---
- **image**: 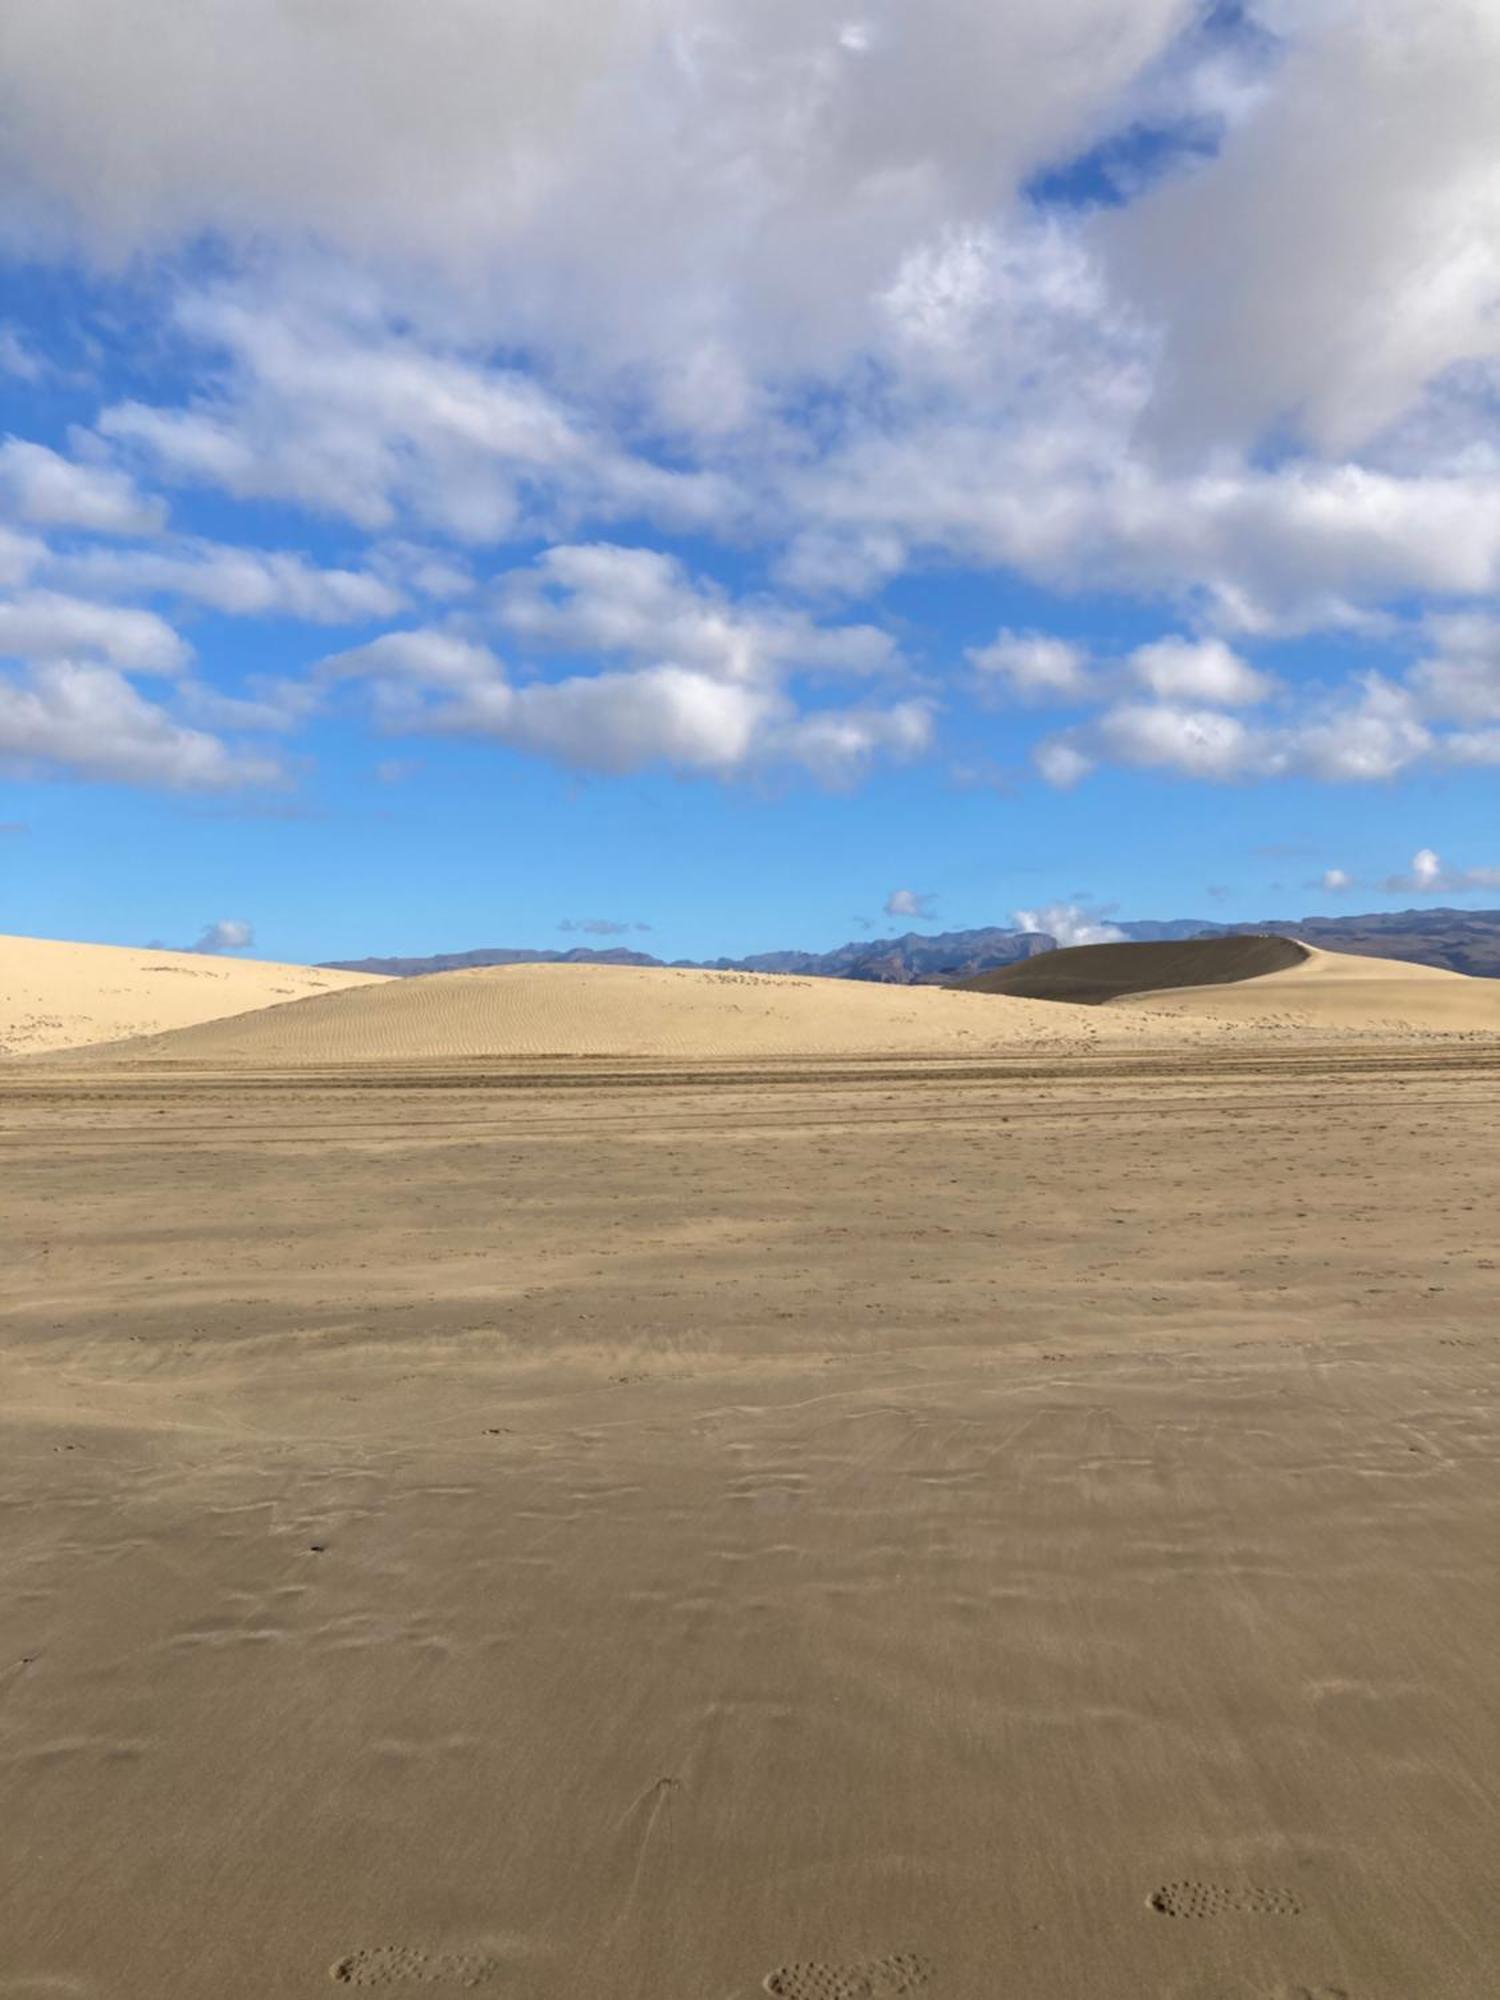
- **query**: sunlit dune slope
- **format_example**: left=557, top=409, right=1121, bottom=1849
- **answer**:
left=64, top=959, right=1180, bottom=1064
left=1116, top=942, right=1500, bottom=1032
left=0, top=933, right=388, bottom=1056
left=957, top=934, right=1309, bottom=1004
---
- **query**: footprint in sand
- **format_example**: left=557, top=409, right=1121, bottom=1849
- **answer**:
left=1148, top=1882, right=1304, bottom=1919
left=329, top=1946, right=500, bottom=1987
left=763, top=1952, right=931, bottom=2000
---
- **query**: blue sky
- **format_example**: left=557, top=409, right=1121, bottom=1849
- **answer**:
left=2, top=1, right=1499, bottom=964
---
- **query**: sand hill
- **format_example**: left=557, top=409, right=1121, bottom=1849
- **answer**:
left=962, top=934, right=1500, bottom=1034
left=68, top=959, right=1174, bottom=1064
left=0, top=932, right=387, bottom=1056
left=1120, top=941, right=1500, bottom=1032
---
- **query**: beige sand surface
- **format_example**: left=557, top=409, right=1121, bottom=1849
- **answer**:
left=65, top=958, right=1171, bottom=1064
left=57, top=947, right=1500, bottom=1072
left=4, top=1038, right=1499, bottom=1998
left=1119, top=943, right=1500, bottom=1033
left=0, top=931, right=387, bottom=1055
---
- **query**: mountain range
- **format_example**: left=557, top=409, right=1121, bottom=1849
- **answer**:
left=325, top=906, right=1500, bottom=983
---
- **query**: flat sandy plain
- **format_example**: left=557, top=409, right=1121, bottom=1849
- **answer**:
left=3, top=946, right=1499, bottom=1999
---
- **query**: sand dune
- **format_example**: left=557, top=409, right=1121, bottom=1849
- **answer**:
left=959, top=934, right=1310, bottom=1004
left=961, top=934, right=1500, bottom=1034
left=1120, top=942, right=1500, bottom=1032
left=0, top=931, right=387, bottom=1056
left=72, top=958, right=1144, bottom=1063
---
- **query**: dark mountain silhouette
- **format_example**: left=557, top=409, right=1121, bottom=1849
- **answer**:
left=325, top=906, right=1500, bottom=983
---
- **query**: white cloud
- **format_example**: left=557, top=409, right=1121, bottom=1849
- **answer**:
left=1050, top=701, right=1263, bottom=783
left=0, top=660, right=274, bottom=789
left=1014, top=902, right=1126, bottom=948
left=1290, top=674, right=1432, bottom=781
left=1033, top=737, right=1096, bottom=789
left=968, top=630, right=1094, bottom=704
left=1107, top=0, right=1500, bottom=457
left=0, top=525, right=45, bottom=588
left=1127, top=635, right=1273, bottom=706
left=1034, top=668, right=1443, bottom=787
left=1321, top=867, right=1353, bottom=893
left=0, top=590, right=189, bottom=672
left=0, top=438, right=163, bottom=534
left=1408, top=614, right=1500, bottom=724
left=884, top=888, right=937, bottom=920
left=0, top=2, right=1197, bottom=349
left=498, top=543, right=897, bottom=684
left=1, top=3, right=1499, bottom=799
left=98, top=289, right=734, bottom=542
left=1382, top=847, right=1500, bottom=896
left=175, top=676, right=318, bottom=736
left=187, top=918, right=254, bottom=954
left=49, top=541, right=405, bottom=622
left=320, top=547, right=930, bottom=783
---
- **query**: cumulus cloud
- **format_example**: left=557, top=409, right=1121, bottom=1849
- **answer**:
left=498, top=543, right=896, bottom=683
left=1107, top=0, right=1500, bottom=457
left=0, top=661, right=275, bottom=789
left=319, top=544, right=927, bottom=782
left=48, top=540, right=405, bottom=623
left=0, top=590, right=189, bottom=672
left=1014, top=902, right=1126, bottom=948
left=968, top=630, right=1094, bottom=704
left=187, top=918, right=254, bottom=954
left=1126, top=636, right=1273, bottom=706
left=883, top=889, right=938, bottom=920
left=1033, top=667, right=1448, bottom=787
left=98, top=289, right=732, bottom=543
left=0, top=1, right=1198, bottom=345
left=0, top=525, right=45, bottom=588
left=1, top=3, right=1499, bottom=798
left=1321, top=867, right=1353, bottom=893
left=1382, top=848, right=1500, bottom=896
left=1408, top=614, right=1500, bottom=724
left=0, top=439, right=163, bottom=534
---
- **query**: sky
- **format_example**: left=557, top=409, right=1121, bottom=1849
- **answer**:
left=2, top=0, right=1500, bottom=965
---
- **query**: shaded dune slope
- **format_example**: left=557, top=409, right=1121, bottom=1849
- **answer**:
left=1131, top=943, right=1500, bottom=1031
left=0, top=932, right=386, bottom=1056
left=963, top=935, right=1500, bottom=1033
left=68, top=960, right=1155, bottom=1065
left=957, top=934, right=1310, bottom=1005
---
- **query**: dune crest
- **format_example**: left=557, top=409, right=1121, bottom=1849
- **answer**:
left=0, top=932, right=387, bottom=1056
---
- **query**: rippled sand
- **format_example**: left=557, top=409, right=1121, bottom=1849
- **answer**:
left=4, top=1038, right=1498, bottom=1997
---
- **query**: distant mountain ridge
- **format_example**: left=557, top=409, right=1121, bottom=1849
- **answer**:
left=325, top=906, right=1500, bottom=983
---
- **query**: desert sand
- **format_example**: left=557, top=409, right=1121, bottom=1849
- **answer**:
left=3, top=942, right=1499, bottom=1999
left=63, top=943, right=1500, bottom=1072
left=1124, top=941, right=1500, bottom=1033
left=63, top=957, right=1158, bottom=1064
left=969, top=934, right=1500, bottom=1035
left=0, top=931, right=387, bottom=1055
